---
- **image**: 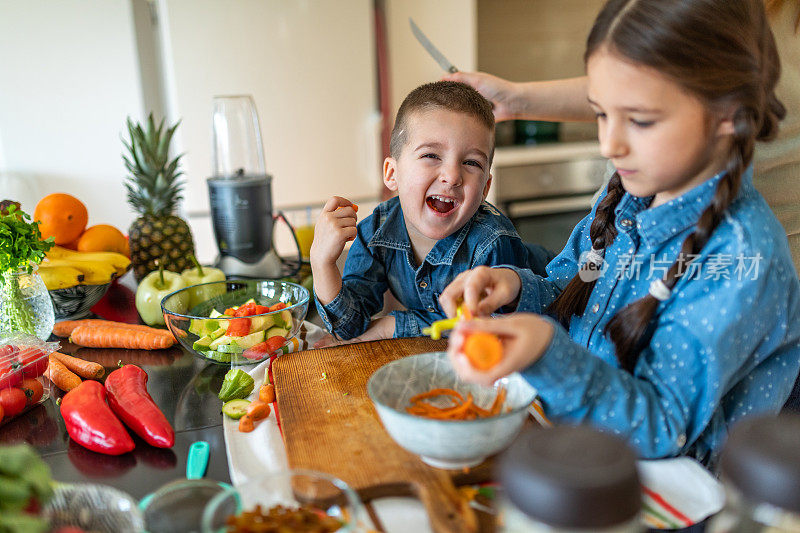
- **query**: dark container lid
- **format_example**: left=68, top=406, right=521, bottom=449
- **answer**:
left=720, top=413, right=800, bottom=513
left=498, top=425, right=641, bottom=529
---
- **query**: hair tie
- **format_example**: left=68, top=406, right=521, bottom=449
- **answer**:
left=649, top=279, right=671, bottom=301
left=584, top=247, right=605, bottom=266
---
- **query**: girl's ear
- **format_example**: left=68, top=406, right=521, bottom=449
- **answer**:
left=383, top=157, right=399, bottom=191
left=715, top=104, right=737, bottom=136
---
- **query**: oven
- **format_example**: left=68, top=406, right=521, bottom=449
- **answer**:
left=491, top=146, right=608, bottom=254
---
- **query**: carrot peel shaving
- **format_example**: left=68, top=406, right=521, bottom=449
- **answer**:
left=405, top=387, right=506, bottom=420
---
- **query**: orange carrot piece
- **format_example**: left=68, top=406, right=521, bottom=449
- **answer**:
left=238, top=415, right=255, bottom=433
left=54, top=319, right=175, bottom=341
left=246, top=400, right=271, bottom=421
left=45, top=357, right=82, bottom=391
left=70, top=325, right=174, bottom=350
left=258, top=383, right=275, bottom=403
left=51, top=351, right=104, bottom=380
left=489, top=387, right=507, bottom=416
left=462, top=332, right=503, bottom=371
left=409, top=388, right=464, bottom=404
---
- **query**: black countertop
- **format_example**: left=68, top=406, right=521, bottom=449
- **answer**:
left=0, top=338, right=232, bottom=500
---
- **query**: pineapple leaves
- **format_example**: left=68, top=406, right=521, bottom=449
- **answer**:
left=122, top=113, right=186, bottom=217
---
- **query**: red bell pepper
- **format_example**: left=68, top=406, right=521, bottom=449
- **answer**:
left=105, top=364, right=175, bottom=448
left=60, top=380, right=134, bottom=455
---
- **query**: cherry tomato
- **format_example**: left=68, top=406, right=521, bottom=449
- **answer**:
left=0, top=388, right=27, bottom=418
left=0, top=344, right=16, bottom=359
left=18, top=348, right=48, bottom=378
left=0, top=359, right=22, bottom=390
left=21, top=378, right=44, bottom=405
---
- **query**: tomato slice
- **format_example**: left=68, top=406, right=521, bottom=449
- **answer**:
left=242, top=336, right=287, bottom=360
left=226, top=317, right=251, bottom=337
left=234, top=303, right=257, bottom=317
left=253, top=305, right=271, bottom=315
left=268, top=303, right=287, bottom=312
left=223, top=308, right=236, bottom=316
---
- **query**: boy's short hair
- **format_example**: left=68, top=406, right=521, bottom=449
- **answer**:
left=389, top=81, right=495, bottom=161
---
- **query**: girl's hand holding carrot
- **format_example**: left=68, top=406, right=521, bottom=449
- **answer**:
left=447, top=314, right=554, bottom=386
left=439, top=266, right=522, bottom=319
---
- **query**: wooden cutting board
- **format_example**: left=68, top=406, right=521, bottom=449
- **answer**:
left=273, top=337, right=492, bottom=533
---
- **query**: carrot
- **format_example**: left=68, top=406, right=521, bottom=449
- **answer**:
left=246, top=400, right=271, bottom=421
left=405, top=386, right=507, bottom=420
left=45, top=357, right=82, bottom=391
left=54, top=319, right=175, bottom=342
left=258, top=383, right=275, bottom=403
left=70, top=325, right=174, bottom=350
left=462, top=332, right=503, bottom=371
left=238, top=415, right=255, bottom=433
left=50, top=351, right=104, bottom=380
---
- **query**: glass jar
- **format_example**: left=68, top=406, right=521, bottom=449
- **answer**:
left=708, top=413, right=800, bottom=533
left=0, top=266, right=55, bottom=339
left=498, top=425, right=644, bottom=533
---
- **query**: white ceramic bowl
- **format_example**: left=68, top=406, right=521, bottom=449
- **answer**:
left=367, top=351, right=537, bottom=469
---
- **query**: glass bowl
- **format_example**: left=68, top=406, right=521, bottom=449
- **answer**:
left=367, top=351, right=537, bottom=469
left=42, top=482, right=144, bottom=532
left=161, top=279, right=309, bottom=365
left=201, top=469, right=365, bottom=533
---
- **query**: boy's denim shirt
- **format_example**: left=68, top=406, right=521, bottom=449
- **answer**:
left=316, top=196, right=531, bottom=339
left=504, top=167, right=800, bottom=467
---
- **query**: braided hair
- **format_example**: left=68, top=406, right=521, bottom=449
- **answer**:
left=548, top=0, right=786, bottom=372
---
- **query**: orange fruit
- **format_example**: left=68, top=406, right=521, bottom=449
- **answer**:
left=76, top=224, right=130, bottom=256
left=34, top=193, right=88, bottom=245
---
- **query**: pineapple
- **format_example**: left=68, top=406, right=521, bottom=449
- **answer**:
left=123, top=114, right=196, bottom=281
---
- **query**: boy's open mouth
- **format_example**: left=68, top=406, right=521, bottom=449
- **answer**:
left=426, top=195, right=457, bottom=214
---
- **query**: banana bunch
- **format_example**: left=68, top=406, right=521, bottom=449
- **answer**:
left=39, top=246, right=131, bottom=290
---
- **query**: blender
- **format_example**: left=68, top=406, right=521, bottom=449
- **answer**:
left=207, top=95, right=300, bottom=278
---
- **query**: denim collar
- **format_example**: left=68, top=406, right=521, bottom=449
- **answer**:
left=367, top=198, right=478, bottom=267
left=615, top=166, right=755, bottom=247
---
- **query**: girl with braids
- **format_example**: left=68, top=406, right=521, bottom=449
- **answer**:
left=440, top=0, right=800, bottom=467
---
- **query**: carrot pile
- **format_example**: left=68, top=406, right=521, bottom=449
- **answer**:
left=45, top=351, right=104, bottom=392
left=405, top=387, right=508, bottom=420
left=53, top=319, right=175, bottom=350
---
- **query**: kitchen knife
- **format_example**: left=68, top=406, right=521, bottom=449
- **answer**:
left=409, top=18, right=458, bottom=74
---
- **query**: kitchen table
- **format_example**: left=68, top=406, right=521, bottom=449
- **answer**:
left=0, top=340, right=233, bottom=499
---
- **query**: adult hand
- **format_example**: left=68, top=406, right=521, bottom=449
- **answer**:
left=309, top=196, right=358, bottom=267
left=442, top=71, right=521, bottom=122
left=446, top=314, right=554, bottom=386
left=439, top=266, right=522, bottom=318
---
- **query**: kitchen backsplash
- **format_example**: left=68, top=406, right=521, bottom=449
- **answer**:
left=477, top=0, right=604, bottom=142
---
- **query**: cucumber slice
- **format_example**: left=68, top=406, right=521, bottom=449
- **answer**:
left=266, top=326, right=290, bottom=339
left=216, top=342, right=244, bottom=354
left=209, top=309, right=223, bottom=319
left=208, top=326, right=227, bottom=340
left=222, top=399, right=251, bottom=420
left=249, top=315, right=275, bottom=332
left=204, top=350, right=232, bottom=363
left=193, top=335, right=213, bottom=351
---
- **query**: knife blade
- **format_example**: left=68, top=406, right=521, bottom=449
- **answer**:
left=409, top=18, right=458, bottom=74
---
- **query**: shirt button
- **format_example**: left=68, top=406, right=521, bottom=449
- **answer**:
left=419, top=281, right=428, bottom=289
left=591, top=303, right=600, bottom=313
left=427, top=306, right=435, bottom=312
left=677, top=434, right=687, bottom=447
left=620, top=218, right=634, bottom=227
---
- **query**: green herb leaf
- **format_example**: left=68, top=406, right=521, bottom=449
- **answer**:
left=0, top=204, right=54, bottom=273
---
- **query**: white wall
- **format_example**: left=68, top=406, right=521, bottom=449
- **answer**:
left=0, top=0, right=145, bottom=229
left=386, top=0, right=477, bottom=119
left=156, top=0, right=381, bottom=262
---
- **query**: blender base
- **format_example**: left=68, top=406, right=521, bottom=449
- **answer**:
left=216, top=249, right=285, bottom=279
